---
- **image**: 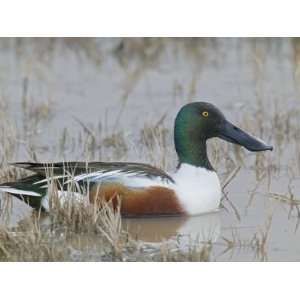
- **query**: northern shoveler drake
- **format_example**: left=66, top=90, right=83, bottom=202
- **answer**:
left=0, top=102, right=273, bottom=216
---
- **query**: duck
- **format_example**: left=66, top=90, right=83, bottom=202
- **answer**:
left=0, top=102, right=273, bottom=216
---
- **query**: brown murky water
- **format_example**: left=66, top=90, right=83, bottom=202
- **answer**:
left=0, top=38, right=300, bottom=261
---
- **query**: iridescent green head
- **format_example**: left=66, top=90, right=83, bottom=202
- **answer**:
left=174, top=102, right=273, bottom=170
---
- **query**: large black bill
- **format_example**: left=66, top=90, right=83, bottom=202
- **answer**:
left=218, top=120, right=273, bottom=152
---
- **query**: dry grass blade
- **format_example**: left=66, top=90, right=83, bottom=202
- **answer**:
left=222, top=166, right=241, bottom=190
left=96, top=198, right=124, bottom=258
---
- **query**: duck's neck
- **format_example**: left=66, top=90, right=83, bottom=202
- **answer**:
left=174, top=135, right=213, bottom=170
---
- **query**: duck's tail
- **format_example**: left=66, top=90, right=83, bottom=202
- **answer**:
left=0, top=174, right=47, bottom=209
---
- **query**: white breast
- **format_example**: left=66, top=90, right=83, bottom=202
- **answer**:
left=172, top=163, right=221, bottom=215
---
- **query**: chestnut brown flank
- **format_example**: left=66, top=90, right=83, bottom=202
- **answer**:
left=89, top=183, right=185, bottom=216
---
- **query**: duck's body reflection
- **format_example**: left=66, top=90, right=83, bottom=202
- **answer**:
left=10, top=207, right=220, bottom=248
left=123, top=212, right=220, bottom=243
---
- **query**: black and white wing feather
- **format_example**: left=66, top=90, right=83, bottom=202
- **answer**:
left=11, top=161, right=175, bottom=187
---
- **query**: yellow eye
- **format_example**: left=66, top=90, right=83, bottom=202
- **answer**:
left=202, top=111, right=209, bottom=117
